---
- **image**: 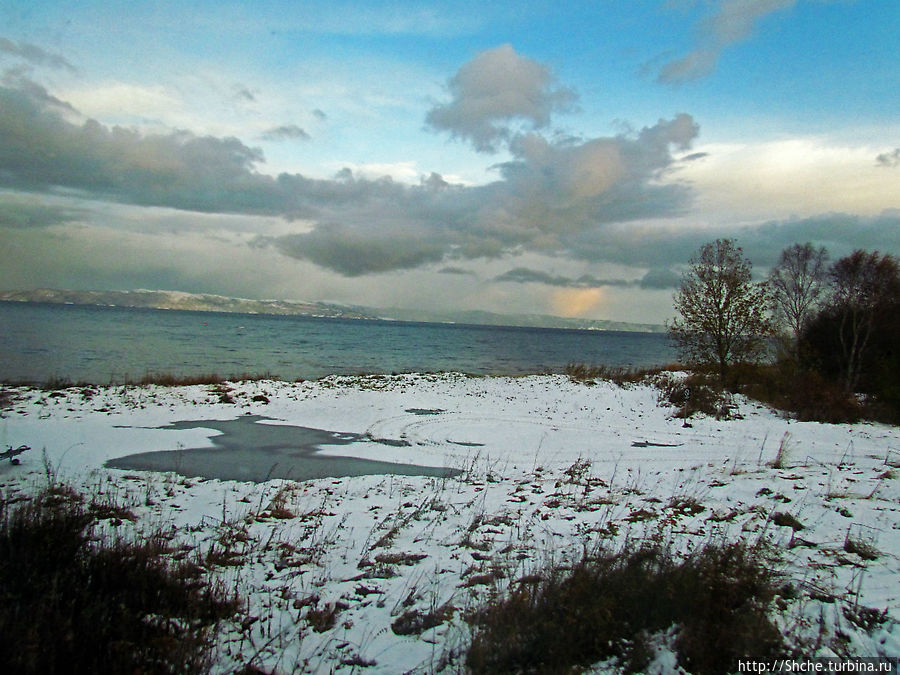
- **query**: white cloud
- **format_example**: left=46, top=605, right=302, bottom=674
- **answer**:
left=426, top=44, right=577, bottom=153
left=327, top=161, right=422, bottom=184
left=58, top=82, right=183, bottom=124
left=677, top=138, right=900, bottom=221
left=658, top=0, right=797, bottom=83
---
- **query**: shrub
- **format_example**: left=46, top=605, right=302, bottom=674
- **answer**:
left=466, top=541, right=788, bottom=674
left=566, top=363, right=647, bottom=385
left=655, top=371, right=735, bottom=419
left=736, top=362, right=861, bottom=424
left=0, top=486, right=238, bottom=674
left=565, top=363, right=678, bottom=387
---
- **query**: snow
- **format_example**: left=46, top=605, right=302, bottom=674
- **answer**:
left=1, top=373, right=898, bottom=673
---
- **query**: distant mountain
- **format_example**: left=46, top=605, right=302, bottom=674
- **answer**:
left=0, top=289, right=665, bottom=333
left=0, top=289, right=376, bottom=320
left=368, top=306, right=666, bottom=333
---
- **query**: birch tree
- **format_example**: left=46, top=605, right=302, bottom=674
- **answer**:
left=669, top=239, right=772, bottom=383
left=768, top=242, right=828, bottom=357
left=827, top=250, right=900, bottom=393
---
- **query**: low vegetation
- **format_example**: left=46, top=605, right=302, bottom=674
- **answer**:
left=36, top=371, right=276, bottom=389
left=664, top=241, right=900, bottom=425
left=0, top=486, right=238, bottom=674
left=565, top=362, right=672, bottom=386
left=466, top=540, right=789, bottom=674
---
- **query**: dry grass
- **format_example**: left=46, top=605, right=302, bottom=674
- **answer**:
left=565, top=362, right=673, bottom=386
left=466, top=540, right=789, bottom=674
left=33, top=371, right=275, bottom=389
left=0, top=485, right=238, bottom=674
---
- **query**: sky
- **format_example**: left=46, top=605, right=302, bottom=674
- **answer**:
left=1, top=0, right=898, bottom=324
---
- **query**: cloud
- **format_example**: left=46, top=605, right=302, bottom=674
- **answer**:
left=0, top=37, right=77, bottom=72
left=741, top=211, right=900, bottom=267
left=425, top=44, right=577, bottom=153
left=274, top=222, right=448, bottom=276
left=58, top=81, right=183, bottom=123
left=1, top=70, right=78, bottom=114
left=657, top=0, right=796, bottom=83
left=0, top=198, right=85, bottom=229
left=495, top=264, right=684, bottom=291
left=234, top=86, right=257, bottom=102
left=277, top=113, right=696, bottom=274
left=678, top=138, right=900, bottom=220
left=486, top=114, right=698, bottom=242
left=0, top=63, right=697, bottom=278
left=261, top=124, right=311, bottom=141
left=0, top=82, right=290, bottom=215
left=876, top=148, right=900, bottom=168
left=495, top=267, right=633, bottom=288
left=639, top=267, right=682, bottom=289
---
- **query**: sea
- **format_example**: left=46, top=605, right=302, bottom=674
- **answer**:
left=0, top=301, right=675, bottom=384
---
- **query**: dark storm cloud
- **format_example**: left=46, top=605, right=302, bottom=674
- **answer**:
left=740, top=211, right=900, bottom=268
left=638, top=267, right=681, bottom=289
left=0, top=37, right=77, bottom=72
left=425, top=44, right=577, bottom=153
left=274, top=222, right=448, bottom=275
left=264, top=171, right=477, bottom=274
left=261, top=124, right=311, bottom=141
left=876, top=148, right=900, bottom=168
left=569, top=211, right=900, bottom=278
left=495, top=268, right=633, bottom=288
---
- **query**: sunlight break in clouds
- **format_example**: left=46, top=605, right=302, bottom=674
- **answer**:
left=550, top=287, right=608, bottom=318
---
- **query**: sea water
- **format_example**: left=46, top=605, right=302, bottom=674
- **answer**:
left=0, top=301, right=674, bottom=384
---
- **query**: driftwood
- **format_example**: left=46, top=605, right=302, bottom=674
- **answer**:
left=1, top=444, right=29, bottom=465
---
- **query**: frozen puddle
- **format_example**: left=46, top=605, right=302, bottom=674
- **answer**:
left=106, top=415, right=460, bottom=482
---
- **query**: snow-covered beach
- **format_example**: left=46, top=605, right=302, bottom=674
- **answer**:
left=2, top=373, right=898, bottom=673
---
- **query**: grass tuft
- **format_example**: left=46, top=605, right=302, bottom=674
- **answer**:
left=466, top=540, right=788, bottom=674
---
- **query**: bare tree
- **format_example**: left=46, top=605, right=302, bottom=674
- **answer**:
left=768, top=243, right=829, bottom=357
left=827, top=250, right=900, bottom=392
left=669, top=239, right=772, bottom=383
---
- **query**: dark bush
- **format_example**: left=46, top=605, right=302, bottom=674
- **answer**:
left=737, top=362, right=861, bottom=424
left=798, top=307, right=900, bottom=424
left=655, top=371, right=735, bottom=419
left=466, top=541, right=788, bottom=674
left=0, top=487, right=238, bottom=674
left=793, top=250, right=900, bottom=424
